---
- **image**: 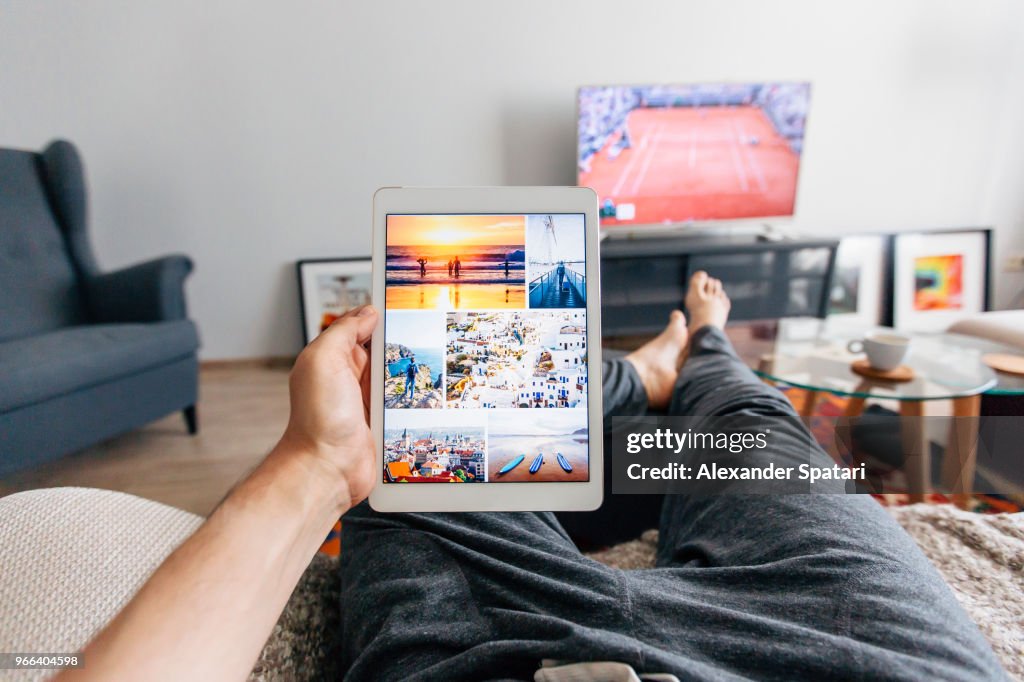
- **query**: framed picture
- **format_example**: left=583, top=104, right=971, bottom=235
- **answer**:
left=297, top=258, right=372, bottom=344
left=892, top=229, right=990, bottom=333
left=827, top=234, right=890, bottom=330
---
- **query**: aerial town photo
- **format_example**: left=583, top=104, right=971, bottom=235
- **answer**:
left=445, top=310, right=588, bottom=409
left=382, top=410, right=487, bottom=483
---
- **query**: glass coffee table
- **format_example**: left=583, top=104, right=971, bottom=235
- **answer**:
left=751, top=318, right=1022, bottom=507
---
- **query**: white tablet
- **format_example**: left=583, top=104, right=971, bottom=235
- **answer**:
left=369, top=187, right=603, bottom=512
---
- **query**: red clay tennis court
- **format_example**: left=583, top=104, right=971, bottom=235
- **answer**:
left=580, top=106, right=800, bottom=224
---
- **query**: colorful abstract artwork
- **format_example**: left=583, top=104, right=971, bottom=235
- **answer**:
left=913, top=254, right=963, bottom=311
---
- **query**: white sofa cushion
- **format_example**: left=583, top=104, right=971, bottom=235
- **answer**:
left=949, top=310, right=1024, bottom=350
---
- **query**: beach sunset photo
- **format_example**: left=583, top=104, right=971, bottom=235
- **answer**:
left=386, top=214, right=526, bottom=309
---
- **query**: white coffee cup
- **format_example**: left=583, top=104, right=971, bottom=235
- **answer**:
left=847, top=332, right=911, bottom=371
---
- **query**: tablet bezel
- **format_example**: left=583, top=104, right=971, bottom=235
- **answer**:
left=369, top=186, right=603, bottom=512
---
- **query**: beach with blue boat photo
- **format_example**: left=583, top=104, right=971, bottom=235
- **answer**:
left=487, top=409, right=589, bottom=482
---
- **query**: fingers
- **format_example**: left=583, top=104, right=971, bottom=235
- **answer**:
left=690, top=270, right=709, bottom=291
left=349, top=341, right=370, bottom=378
left=351, top=305, right=379, bottom=344
left=315, top=305, right=379, bottom=351
left=360, top=359, right=372, bottom=425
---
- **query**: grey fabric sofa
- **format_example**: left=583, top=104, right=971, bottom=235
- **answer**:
left=0, top=140, right=200, bottom=474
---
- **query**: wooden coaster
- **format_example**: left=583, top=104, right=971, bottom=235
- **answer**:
left=851, top=359, right=914, bottom=382
left=983, top=353, right=1024, bottom=376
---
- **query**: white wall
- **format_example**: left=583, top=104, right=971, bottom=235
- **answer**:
left=2, top=0, right=1022, bottom=358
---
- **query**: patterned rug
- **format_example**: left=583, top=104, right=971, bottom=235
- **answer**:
left=321, top=521, right=341, bottom=556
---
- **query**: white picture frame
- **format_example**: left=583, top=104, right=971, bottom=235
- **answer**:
left=297, top=258, right=373, bottom=345
left=827, top=235, right=888, bottom=332
left=893, top=230, right=989, bottom=333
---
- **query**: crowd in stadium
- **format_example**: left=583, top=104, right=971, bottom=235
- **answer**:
left=577, top=86, right=639, bottom=172
left=577, top=83, right=810, bottom=170
left=753, top=83, right=809, bottom=152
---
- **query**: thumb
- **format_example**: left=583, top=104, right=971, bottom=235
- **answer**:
left=316, top=305, right=379, bottom=350
left=349, top=305, right=379, bottom=345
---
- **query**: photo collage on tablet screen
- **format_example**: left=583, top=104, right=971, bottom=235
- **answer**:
left=382, top=214, right=589, bottom=484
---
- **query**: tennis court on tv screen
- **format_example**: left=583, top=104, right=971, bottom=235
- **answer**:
left=578, top=83, right=810, bottom=224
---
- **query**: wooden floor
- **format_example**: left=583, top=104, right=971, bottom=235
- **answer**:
left=0, top=366, right=290, bottom=517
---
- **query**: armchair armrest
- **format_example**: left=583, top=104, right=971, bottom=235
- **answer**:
left=86, top=254, right=194, bottom=323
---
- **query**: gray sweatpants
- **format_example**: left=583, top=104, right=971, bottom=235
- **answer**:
left=340, top=327, right=1006, bottom=681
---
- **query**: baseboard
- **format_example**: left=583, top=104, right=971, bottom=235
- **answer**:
left=200, top=356, right=295, bottom=370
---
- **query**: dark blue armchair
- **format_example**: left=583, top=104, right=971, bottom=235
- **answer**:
left=0, top=140, right=200, bottom=474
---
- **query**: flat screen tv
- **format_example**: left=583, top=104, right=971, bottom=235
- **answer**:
left=577, top=82, right=810, bottom=227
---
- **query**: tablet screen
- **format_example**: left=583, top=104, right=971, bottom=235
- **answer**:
left=382, top=214, right=590, bottom=484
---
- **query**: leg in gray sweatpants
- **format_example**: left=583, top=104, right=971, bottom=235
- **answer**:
left=339, top=327, right=1006, bottom=681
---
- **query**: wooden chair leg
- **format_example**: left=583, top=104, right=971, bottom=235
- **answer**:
left=183, top=405, right=198, bottom=435
left=900, top=401, right=928, bottom=503
left=843, top=380, right=871, bottom=419
left=756, top=355, right=778, bottom=387
left=800, top=390, right=820, bottom=418
left=835, top=388, right=869, bottom=487
left=943, top=394, right=981, bottom=510
left=843, top=396, right=867, bottom=419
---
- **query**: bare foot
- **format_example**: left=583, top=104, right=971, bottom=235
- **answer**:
left=685, top=271, right=731, bottom=334
left=625, top=310, right=689, bottom=410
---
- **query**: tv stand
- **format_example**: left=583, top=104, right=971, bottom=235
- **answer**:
left=601, top=220, right=802, bottom=242
left=756, top=228, right=789, bottom=242
left=600, top=232, right=838, bottom=337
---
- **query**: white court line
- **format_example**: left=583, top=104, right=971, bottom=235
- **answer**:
left=610, top=125, right=647, bottom=197
left=629, top=123, right=664, bottom=196
left=734, top=120, right=767, bottom=194
left=727, top=120, right=750, bottom=193
left=656, top=134, right=733, bottom=142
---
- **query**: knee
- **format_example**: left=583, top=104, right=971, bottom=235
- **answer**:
left=675, top=366, right=797, bottom=419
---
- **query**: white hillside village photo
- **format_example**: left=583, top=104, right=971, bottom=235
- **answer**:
left=446, top=311, right=588, bottom=409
